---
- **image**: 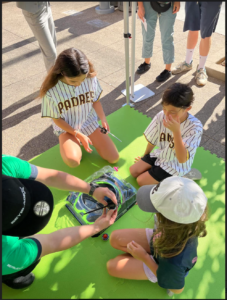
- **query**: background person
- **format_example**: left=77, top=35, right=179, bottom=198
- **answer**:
left=172, top=2, right=222, bottom=86
left=136, top=1, right=180, bottom=82
left=16, top=2, right=57, bottom=72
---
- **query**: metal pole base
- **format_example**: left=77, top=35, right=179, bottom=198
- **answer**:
left=122, top=103, right=134, bottom=107
left=121, top=84, right=155, bottom=103
left=95, top=5, right=114, bottom=14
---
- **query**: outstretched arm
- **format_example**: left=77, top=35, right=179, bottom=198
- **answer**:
left=31, top=208, right=117, bottom=258
left=35, top=166, right=118, bottom=206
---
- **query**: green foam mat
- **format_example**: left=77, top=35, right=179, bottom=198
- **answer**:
left=2, top=106, right=225, bottom=299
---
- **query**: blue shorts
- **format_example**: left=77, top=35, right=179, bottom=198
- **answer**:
left=184, top=2, right=222, bottom=38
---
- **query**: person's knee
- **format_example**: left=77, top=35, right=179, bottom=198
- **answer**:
left=109, top=231, right=121, bottom=248
left=129, top=165, right=138, bottom=178
left=106, top=259, right=117, bottom=277
left=136, top=176, right=144, bottom=187
left=106, top=152, right=119, bottom=164
left=64, top=157, right=81, bottom=168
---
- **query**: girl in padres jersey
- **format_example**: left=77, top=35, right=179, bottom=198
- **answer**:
left=39, top=48, right=119, bottom=168
left=130, top=83, right=203, bottom=186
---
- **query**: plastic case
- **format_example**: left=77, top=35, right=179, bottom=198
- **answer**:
left=65, top=166, right=137, bottom=237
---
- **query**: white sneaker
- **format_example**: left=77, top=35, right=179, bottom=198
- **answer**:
left=195, top=65, right=208, bottom=86
left=172, top=61, right=193, bottom=75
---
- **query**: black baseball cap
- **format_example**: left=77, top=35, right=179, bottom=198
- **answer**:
left=2, top=175, right=54, bottom=237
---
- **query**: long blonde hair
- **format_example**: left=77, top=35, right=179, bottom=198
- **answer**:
left=152, top=206, right=208, bottom=258
left=38, top=48, right=96, bottom=99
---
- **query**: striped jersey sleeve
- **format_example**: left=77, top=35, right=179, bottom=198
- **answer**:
left=144, top=113, right=159, bottom=146
left=93, top=77, right=103, bottom=102
left=182, top=123, right=203, bottom=159
left=41, top=93, right=60, bottom=119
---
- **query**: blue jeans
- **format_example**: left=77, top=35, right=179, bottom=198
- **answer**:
left=142, top=2, right=176, bottom=64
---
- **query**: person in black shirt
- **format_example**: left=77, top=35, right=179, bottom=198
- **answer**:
left=107, top=177, right=208, bottom=295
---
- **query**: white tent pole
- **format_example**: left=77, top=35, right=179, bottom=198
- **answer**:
left=131, top=2, right=137, bottom=99
left=123, top=2, right=130, bottom=106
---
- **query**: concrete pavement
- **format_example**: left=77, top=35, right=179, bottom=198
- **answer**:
left=2, top=2, right=225, bottom=161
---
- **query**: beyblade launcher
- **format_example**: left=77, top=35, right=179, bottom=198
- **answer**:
left=65, top=166, right=137, bottom=237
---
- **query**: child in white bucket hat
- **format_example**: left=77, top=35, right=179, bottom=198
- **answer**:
left=107, top=177, right=208, bottom=295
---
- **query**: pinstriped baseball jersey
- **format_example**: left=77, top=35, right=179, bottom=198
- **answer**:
left=144, top=111, right=203, bottom=176
left=41, top=77, right=102, bottom=134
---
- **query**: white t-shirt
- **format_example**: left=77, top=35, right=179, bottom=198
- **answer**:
left=144, top=111, right=203, bottom=176
left=41, top=77, right=103, bottom=131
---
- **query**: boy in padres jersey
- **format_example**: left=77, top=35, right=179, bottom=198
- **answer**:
left=130, top=83, right=203, bottom=186
left=39, top=48, right=119, bottom=168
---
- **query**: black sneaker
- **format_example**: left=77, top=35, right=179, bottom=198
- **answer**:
left=136, top=62, right=151, bottom=74
left=156, top=69, right=172, bottom=82
left=3, top=273, right=35, bottom=289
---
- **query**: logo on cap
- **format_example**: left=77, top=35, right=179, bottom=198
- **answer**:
left=151, top=182, right=161, bottom=194
left=33, top=201, right=50, bottom=217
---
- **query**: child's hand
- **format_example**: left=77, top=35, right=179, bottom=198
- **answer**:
left=94, top=208, right=118, bottom=231
left=78, top=133, right=93, bottom=153
left=163, top=115, right=181, bottom=134
left=134, top=156, right=141, bottom=163
left=127, top=240, right=148, bottom=261
left=101, top=119, right=110, bottom=133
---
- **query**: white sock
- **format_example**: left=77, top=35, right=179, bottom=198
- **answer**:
left=198, top=55, right=208, bottom=70
left=185, top=49, right=194, bottom=64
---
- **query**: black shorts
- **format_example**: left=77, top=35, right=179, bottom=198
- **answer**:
left=141, top=154, right=172, bottom=182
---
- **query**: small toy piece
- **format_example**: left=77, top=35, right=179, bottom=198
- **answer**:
left=113, top=167, right=119, bottom=172
left=102, top=233, right=109, bottom=241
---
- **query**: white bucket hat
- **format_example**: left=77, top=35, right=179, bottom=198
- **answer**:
left=136, top=177, right=207, bottom=224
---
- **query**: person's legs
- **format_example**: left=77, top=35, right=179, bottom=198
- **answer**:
left=107, top=228, right=157, bottom=281
left=107, top=253, right=149, bottom=280
left=172, top=2, right=200, bottom=74
left=59, top=132, right=82, bottom=168
left=136, top=171, right=159, bottom=186
left=195, top=1, right=222, bottom=85
left=22, top=3, right=57, bottom=71
left=110, top=228, right=151, bottom=253
left=89, top=128, right=119, bottom=164
left=137, top=2, right=158, bottom=74
left=156, top=6, right=176, bottom=82
left=129, top=159, right=152, bottom=178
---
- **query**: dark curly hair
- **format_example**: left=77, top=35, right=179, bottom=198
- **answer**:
left=161, top=83, right=194, bottom=108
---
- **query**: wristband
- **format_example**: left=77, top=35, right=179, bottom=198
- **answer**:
left=75, top=130, right=80, bottom=138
